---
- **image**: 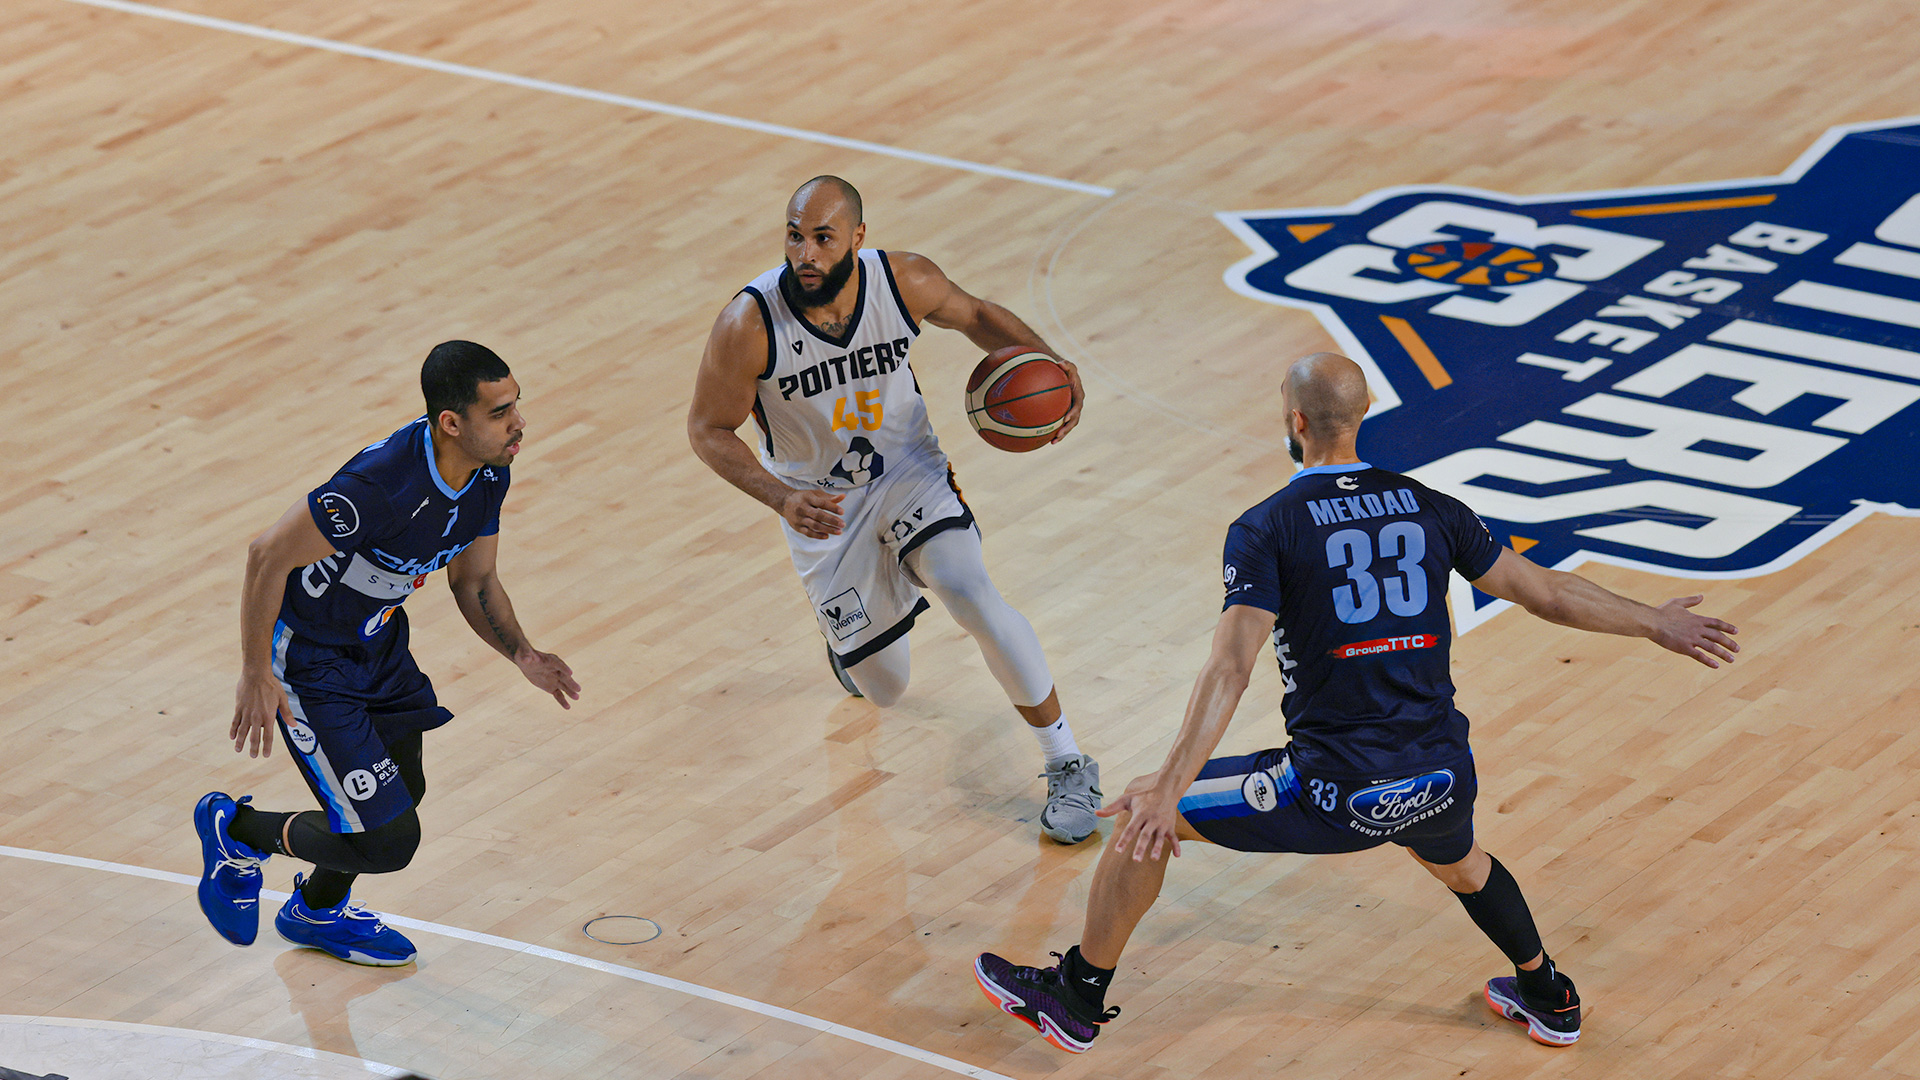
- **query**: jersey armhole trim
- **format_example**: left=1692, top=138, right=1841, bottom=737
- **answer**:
left=875, top=250, right=921, bottom=335
left=741, top=286, right=779, bottom=380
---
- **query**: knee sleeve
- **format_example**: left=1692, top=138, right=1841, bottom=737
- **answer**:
left=905, top=528, right=1053, bottom=707
left=288, top=807, right=421, bottom=876
left=390, top=732, right=426, bottom=806
left=847, top=636, right=910, bottom=707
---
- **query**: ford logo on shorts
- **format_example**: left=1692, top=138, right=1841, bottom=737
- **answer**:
left=1347, top=770, right=1455, bottom=824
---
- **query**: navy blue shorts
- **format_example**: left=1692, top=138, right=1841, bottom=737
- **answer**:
left=1177, top=747, right=1478, bottom=865
left=269, top=609, right=452, bottom=833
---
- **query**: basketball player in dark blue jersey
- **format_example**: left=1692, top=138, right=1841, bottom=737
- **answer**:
left=977, top=353, right=1741, bottom=1053
left=192, top=341, right=579, bottom=965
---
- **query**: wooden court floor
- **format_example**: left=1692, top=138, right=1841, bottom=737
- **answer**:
left=4, top=0, right=1920, bottom=1077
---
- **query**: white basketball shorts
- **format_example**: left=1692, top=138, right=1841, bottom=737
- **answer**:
left=781, top=453, right=974, bottom=663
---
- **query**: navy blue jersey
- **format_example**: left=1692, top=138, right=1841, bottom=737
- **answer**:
left=1222, top=462, right=1501, bottom=779
left=281, top=417, right=508, bottom=646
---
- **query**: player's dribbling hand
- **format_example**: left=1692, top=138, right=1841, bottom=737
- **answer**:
left=782, top=489, right=845, bottom=539
left=516, top=648, right=581, bottom=709
left=1649, top=595, right=1740, bottom=669
left=231, top=673, right=290, bottom=758
left=1099, top=782, right=1184, bottom=863
left=1049, top=354, right=1085, bottom=444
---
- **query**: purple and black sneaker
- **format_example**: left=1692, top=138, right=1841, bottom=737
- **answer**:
left=1485, top=971, right=1581, bottom=1046
left=975, top=950, right=1119, bottom=1054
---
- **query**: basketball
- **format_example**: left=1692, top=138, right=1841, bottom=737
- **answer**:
left=965, top=347, right=1072, bottom=452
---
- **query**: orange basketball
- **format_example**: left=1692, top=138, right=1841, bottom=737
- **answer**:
left=965, top=347, right=1072, bottom=452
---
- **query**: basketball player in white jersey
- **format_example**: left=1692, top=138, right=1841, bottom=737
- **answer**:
left=689, top=176, right=1102, bottom=843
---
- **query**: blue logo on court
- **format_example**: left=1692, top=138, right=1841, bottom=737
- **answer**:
left=1347, top=770, right=1454, bottom=825
left=1220, top=117, right=1920, bottom=630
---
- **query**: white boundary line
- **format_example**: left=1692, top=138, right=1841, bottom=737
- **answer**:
left=56, top=0, right=1115, bottom=199
left=0, top=1015, right=411, bottom=1077
left=0, top=845, right=1018, bottom=1080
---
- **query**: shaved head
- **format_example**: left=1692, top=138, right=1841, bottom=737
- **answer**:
left=789, top=175, right=864, bottom=229
left=1283, top=352, right=1370, bottom=435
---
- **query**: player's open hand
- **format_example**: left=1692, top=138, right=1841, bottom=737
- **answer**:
left=1100, top=777, right=1185, bottom=863
left=782, top=489, right=845, bottom=539
left=1049, top=354, right=1085, bottom=443
left=1649, top=595, right=1740, bottom=668
left=516, top=648, right=581, bottom=708
left=231, top=672, right=290, bottom=758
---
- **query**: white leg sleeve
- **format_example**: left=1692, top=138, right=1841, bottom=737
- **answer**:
left=903, top=526, right=1055, bottom=708
left=845, top=634, right=910, bottom=708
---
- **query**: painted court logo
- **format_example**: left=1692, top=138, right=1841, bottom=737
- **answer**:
left=1220, top=116, right=1920, bottom=630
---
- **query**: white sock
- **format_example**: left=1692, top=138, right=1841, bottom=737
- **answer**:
left=1031, top=717, right=1080, bottom=765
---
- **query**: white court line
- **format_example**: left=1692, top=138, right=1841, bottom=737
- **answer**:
left=56, top=0, right=1115, bottom=198
left=0, top=845, right=1017, bottom=1080
left=0, top=1015, right=411, bottom=1077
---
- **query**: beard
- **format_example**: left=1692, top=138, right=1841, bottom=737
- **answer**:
left=786, top=248, right=857, bottom=309
left=1287, top=434, right=1304, bottom=463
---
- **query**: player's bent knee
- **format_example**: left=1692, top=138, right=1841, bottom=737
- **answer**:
left=859, top=679, right=906, bottom=708
left=350, top=809, right=422, bottom=875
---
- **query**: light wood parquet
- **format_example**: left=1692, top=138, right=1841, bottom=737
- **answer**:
left=4, top=1, right=1920, bottom=1077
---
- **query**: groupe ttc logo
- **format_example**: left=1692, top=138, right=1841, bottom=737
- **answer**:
left=1220, top=116, right=1920, bottom=631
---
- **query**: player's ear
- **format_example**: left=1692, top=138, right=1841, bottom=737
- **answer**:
left=851, top=221, right=866, bottom=250
left=435, top=408, right=462, bottom=437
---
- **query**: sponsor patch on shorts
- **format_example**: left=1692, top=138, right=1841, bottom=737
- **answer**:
left=820, top=588, right=871, bottom=641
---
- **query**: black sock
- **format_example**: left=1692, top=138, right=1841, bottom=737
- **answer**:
left=1515, top=956, right=1577, bottom=1008
left=1063, top=946, right=1115, bottom=1010
left=1450, top=856, right=1545, bottom=967
left=301, top=868, right=355, bottom=911
left=227, top=804, right=293, bottom=855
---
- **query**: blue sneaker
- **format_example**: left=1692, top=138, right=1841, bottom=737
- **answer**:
left=275, top=874, right=417, bottom=966
left=193, top=792, right=269, bottom=946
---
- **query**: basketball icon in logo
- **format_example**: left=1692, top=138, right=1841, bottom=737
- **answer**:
left=1394, top=240, right=1550, bottom=287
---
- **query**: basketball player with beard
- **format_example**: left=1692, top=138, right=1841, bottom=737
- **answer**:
left=688, top=176, right=1103, bottom=844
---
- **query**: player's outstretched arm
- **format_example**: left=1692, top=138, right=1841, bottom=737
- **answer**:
left=687, top=293, right=846, bottom=538
left=233, top=501, right=341, bottom=757
left=1470, top=547, right=1740, bottom=668
left=447, top=534, right=580, bottom=709
left=1103, top=604, right=1274, bottom=862
left=887, top=251, right=1085, bottom=443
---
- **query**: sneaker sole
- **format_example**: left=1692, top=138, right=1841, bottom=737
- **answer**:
left=1038, top=814, right=1096, bottom=845
left=973, top=957, right=1094, bottom=1054
left=275, top=924, right=416, bottom=967
left=1485, top=983, right=1579, bottom=1046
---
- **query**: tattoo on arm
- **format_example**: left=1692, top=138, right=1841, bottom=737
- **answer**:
left=476, top=584, right=518, bottom=655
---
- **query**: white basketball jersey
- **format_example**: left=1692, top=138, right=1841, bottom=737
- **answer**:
left=741, top=250, right=942, bottom=489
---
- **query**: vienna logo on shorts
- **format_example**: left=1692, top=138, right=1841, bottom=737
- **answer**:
left=821, top=588, right=871, bottom=641
left=1347, top=770, right=1455, bottom=826
left=316, top=492, right=360, bottom=538
left=1219, top=116, right=1920, bottom=632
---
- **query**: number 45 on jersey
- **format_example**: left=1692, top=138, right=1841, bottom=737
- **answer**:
left=832, top=390, right=883, bottom=432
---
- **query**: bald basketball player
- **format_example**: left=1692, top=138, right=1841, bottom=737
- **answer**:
left=976, top=352, right=1741, bottom=1051
left=688, top=176, right=1105, bottom=844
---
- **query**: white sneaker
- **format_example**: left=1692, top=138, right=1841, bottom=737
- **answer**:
left=1039, top=755, right=1102, bottom=844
